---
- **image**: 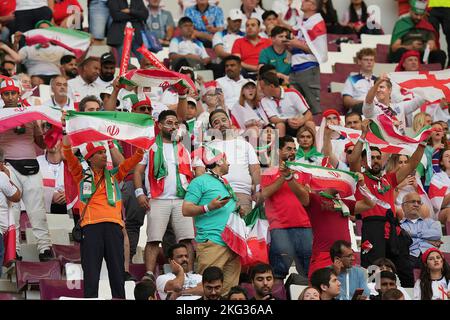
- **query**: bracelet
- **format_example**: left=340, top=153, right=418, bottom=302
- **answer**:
left=135, top=188, right=144, bottom=198
left=284, top=173, right=293, bottom=181
left=203, top=204, right=210, bottom=214
left=178, top=94, right=187, bottom=100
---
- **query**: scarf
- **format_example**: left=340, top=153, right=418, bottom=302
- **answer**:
left=364, top=171, right=391, bottom=195
left=149, top=134, right=193, bottom=198
left=391, top=16, right=440, bottom=49
left=295, top=146, right=323, bottom=162
left=206, top=169, right=240, bottom=213
left=80, top=166, right=116, bottom=206
left=319, top=191, right=350, bottom=217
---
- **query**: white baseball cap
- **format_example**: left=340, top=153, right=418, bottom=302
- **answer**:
left=229, top=9, right=244, bottom=21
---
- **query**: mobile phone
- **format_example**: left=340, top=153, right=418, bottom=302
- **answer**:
left=220, top=196, right=231, bottom=201
left=215, top=88, right=223, bottom=95
left=351, top=288, right=365, bottom=300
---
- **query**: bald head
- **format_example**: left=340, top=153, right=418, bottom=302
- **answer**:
left=401, top=192, right=422, bottom=219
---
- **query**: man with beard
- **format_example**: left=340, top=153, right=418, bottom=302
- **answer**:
left=250, top=263, right=275, bottom=300
left=199, top=266, right=224, bottom=300
left=215, top=55, right=248, bottom=110
left=351, top=128, right=425, bottom=283
left=60, top=55, right=78, bottom=80
left=156, top=243, right=203, bottom=300
left=96, top=53, right=116, bottom=87
left=43, top=75, right=75, bottom=111
left=134, top=110, right=195, bottom=283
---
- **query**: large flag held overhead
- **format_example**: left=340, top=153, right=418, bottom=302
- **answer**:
left=428, top=172, right=450, bottom=215
left=24, top=27, right=91, bottom=59
left=297, top=12, right=328, bottom=63
left=0, top=105, right=62, bottom=132
left=65, top=111, right=155, bottom=149
left=120, top=68, right=196, bottom=95
left=286, top=161, right=358, bottom=198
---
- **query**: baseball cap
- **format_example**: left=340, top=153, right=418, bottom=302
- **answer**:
left=409, top=0, right=428, bottom=14
left=187, top=96, right=197, bottom=106
left=229, top=9, right=244, bottom=21
left=100, top=52, right=116, bottom=65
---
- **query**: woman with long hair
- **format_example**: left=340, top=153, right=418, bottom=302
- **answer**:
left=430, top=149, right=450, bottom=223
left=412, top=112, right=432, bottom=134
left=340, top=0, right=383, bottom=36
left=298, top=286, right=321, bottom=300
left=414, top=248, right=450, bottom=300
left=427, top=122, right=448, bottom=174
left=295, top=126, right=328, bottom=167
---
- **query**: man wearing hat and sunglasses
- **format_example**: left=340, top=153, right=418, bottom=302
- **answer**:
left=97, top=52, right=116, bottom=88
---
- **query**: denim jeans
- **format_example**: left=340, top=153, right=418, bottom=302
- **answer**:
left=89, top=0, right=111, bottom=40
left=269, top=227, right=313, bottom=279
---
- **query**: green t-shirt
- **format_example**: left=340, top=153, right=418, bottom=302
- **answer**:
left=258, top=46, right=291, bottom=75
left=184, top=174, right=237, bottom=246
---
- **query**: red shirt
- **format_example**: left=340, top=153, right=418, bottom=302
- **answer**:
left=306, top=193, right=355, bottom=253
left=53, top=0, right=83, bottom=26
left=355, top=172, right=398, bottom=219
left=231, top=36, right=271, bottom=67
left=261, top=167, right=311, bottom=230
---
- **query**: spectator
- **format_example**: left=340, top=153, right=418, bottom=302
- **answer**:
left=427, top=122, right=447, bottom=175
left=342, top=48, right=377, bottom=114
left=330, top=240, right=370, bottom=300
left=414, top=248, right=450, bottom=300
left=340, top=0, right=383, bottom=36
left=185, top=0, right=224, bottom=48
left=0, top=0, right=15, bottom=42
left=412, top=112, right=432, bottom=134
left=193, top=110, right=261, bottom=215
left=146, top=0, right=175, bottom=47
left=36, top=141, right=66, bottom=214
left=13, top=73, right=41, bottom=105
left=261, top=136, right=313, bottom=280
left=156, top=243, right=203, bottom=300
left=43, top=75, right=75, bottom=111
left=14, top=0, right=53, bottom=33
left=0, top=148, right=21, bottom=272
left=169, top=17, right=211, bottom=72
left=183, top=146, right=242, bottom=294
left=344, top=111, right=363, bottom=130
left=298, top=286, right=321, bottom=300
left=0, top=60, right=15, bottom=77
left=78, top=95, right=102, bottom=112
left=215, top=55, right=248, bottom=110
left=320, top=0, right=343, bottom=34
left=231, top=18, right=271, bottom=78
left=428, top=0, right=450, bottom=67
left=382, top=288, right=405, bottom=300
left=368, top=257, right=412, bottom=299
left=260, top=10, right=278, bottom=38
left=369, top=271, right=399, bottom=300
left=199, top=266, right=225, bottom=300
left=88, top=0, right=110, bottom=46
left=249, top=263, right=276, bottom=300
left=258, top=26, right=291, bottom=83
left=107, top=0, right=149, bottom=63
left=394, top=50, right=421, bottom=72
left=134, top=110, right=195, bottom=281
left=294, top=126, right=326, bottom=166
left=389, top=0, right=447, bottom=69
left=227, top=286, right=248, bottom=300
left=50, top=0, right=83, bottom=28
left=259, top=72, right=313, bottom=138
left=310, top=267, right=341, bottom=300
left=431, top=149, right=450, bottom=224
left=68, top=57, right=103, bottom=102
left=235, top=0, right=265, bottom=33
left=60, top=55, right=78, bottom=80
left=212, top=9, right=245, bottom=62
left=272, top=0, right=300, bottom=28
left=287, top=0, right=325, bottom=115
left=96, top=52, right=116, bottom=87
left=0, top=79, right=54, bottom=262
left=134, top=280, right=158, bottom=300
left=62, top=114, right=144, bottom=298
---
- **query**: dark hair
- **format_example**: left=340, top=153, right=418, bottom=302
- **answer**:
left=439, top=149, right=450, bottom=171
left=208, top=109, right=229, bottom=126
left=223, top=55, right=241, bottom=65
left=382, top=288, right=404, bottom=300
left=258, top=64, right=277, bottom=78
left=227, top=286, right=249, bottom=299
left=270, top=26, right=289, bottom=38
left=178, top=16, right=193, bottom=27
left=344, top=112, right=362, bottom=122
left=310, top=268, right=337, bottom=293
left=262, top=10, right=278, bottom=21
left=320, top=0, right=338, bottom=24
left=260, top=71, right=280, bottom=87
left=349, top=0, right=368, bottom=23
left=279, top=135, right=295, bottom=150
left=79, top=95, right=101, bottom=112
left=249, top=263, right=273, bottom=281
left=362, top=146, right=382, bottom=159
left=79, top=56, right=100, bottom=69
left=330, top=240, right=352, bottom=262
left=158, top=109, right=178, bottom=123
left=60, top=54, right=76, bottom=65
left=1, top=60, right=15, bottom=68
left=202, top=266, right=224, bottom=283
left=167, top=243, right=187, bottom=259
left=379, top=271, right=397, bottom=282
left=134, top=280, right=157, bottom=300
left=373, top=257, right=397, bottom=274
left=419, top=251, right=450, bottom=300
left=246, top=17, right=261, bottom=27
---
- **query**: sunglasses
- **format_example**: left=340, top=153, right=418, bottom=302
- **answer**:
left=137, top=106, right=152, bottom=112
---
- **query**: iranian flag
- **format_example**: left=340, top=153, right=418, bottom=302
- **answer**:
left=241, top=206, right=270, bottom=267
left=3, top=208, right=16, bottom=267
left=0, top=105, right=62, bottom=132
left=65, top=111, right=155, bottom=149
left=286, top=161, right=358, bottom=198
left=221, top=212, right=249, bottom=258
left=428, top=172, right=450, bottom=214
left=120, top=68, right=196, bottom=95
left=24, top=27, right=91, bottom=59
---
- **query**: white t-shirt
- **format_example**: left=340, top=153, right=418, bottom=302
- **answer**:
left=19, top=45, right=73, bottom=76
left=0, top=172, right=18, bottom=235
left=36, top=155, right=65, bottom=213
left=16, top=0, right=48, bottom=11
left=216, top=75, right=248, bottom=110
left=193, top=138, right=259, bottom=195
left=169, top=37, right=209, bottom=59
left=261, top=87, right=309, bottom=120
left=156, top=272, right=202, bottom=300
left=68, top=75, right=105, bottom=103
left=212, top=30, right=244, bottom=56
left=42, top=97, right=75, bottom=111
left=414, top=277, right=449, bottom=300
left=342, top=74, right=377, bottom=101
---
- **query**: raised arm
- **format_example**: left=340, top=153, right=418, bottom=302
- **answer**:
left=395, top=143, right=426, bottom=184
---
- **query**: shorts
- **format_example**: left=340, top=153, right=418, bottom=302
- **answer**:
left=88, top=0, right=110, bottom=40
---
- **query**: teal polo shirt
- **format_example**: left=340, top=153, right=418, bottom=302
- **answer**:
left=259, top=46, right=291, bottom=75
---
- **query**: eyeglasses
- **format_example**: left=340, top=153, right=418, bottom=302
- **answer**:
left=402, top=200, right=422, bottom=205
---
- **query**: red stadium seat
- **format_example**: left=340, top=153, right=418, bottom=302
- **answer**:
left=320, top=73, right=334, bottom=93
left=313, top=113, right=323, bottom=126
left=320, top=92, right=345, bottom=114
left=327, top=34, right=360, bottom=52
left=52, top=244, right=81, bottom=267
left=445, top=222, right=450, bottom=236
left=376, top=44, right=390, bottom=63
left=333, top=63, right=359, bottom=81
left=129, top=263, right=147, bottom=280
left=39, top=279, right=84, bottom=300
left=15, top=260, right=62, bottom=293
